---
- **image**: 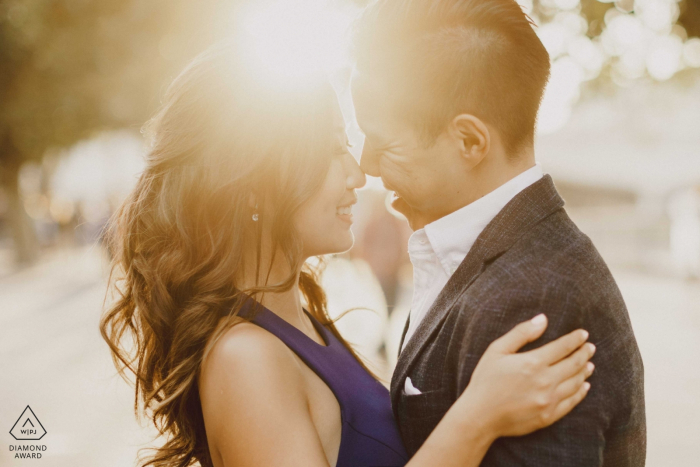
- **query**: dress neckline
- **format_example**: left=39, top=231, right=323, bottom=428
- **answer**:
left=300, top=308, right=331, bottom=348
left=249, top=301, right=333, bottom=349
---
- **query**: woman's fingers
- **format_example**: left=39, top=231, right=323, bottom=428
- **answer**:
left=553, top=361, right=594, bottom=401
left=549, top=381, right=591, bottom=423
left=548, top=341, right=596, bottom=381
left=526, top=328, right=590, bottom=366
left=489, top=314, right=549, bottom=354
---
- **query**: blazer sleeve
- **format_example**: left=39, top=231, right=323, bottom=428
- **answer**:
left=454, top=279, right=645, bottom=467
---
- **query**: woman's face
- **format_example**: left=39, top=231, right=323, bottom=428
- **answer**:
left=294, top=121, right=366, bottom=258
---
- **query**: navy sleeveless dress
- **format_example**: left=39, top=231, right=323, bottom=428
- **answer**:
left=238, top=300, right=409, bottom=467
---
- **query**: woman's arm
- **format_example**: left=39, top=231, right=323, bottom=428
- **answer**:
left=406, top=314, right=594, bottom=467
left=198, top=322, right=331, bottom=467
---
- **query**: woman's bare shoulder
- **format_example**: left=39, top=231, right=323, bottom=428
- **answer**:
left=198, top=318, right=316, bottom=463
left=200, top=318, right=303, bottom=390
left=198, top=318, right=331, bottom=466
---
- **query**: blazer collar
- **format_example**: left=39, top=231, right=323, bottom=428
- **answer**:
left=390, top=175, right=566, bottom=406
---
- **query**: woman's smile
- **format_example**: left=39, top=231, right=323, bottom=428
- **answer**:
left=335, top=201, right=355, bottom=225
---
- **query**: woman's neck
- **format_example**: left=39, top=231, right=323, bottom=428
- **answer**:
left=238, top=249, right=323, bottom=345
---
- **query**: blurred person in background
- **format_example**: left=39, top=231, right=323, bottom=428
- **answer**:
left=352, top=0, right=646, bottom=465
left=99, top=41, right=596, bottom=467
left=356, top=197, right=407, bottom=311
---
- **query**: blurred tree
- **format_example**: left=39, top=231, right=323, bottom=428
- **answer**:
left=0, top=0, right=238, bottom=265
left=681, top=0, right=700, bottom=37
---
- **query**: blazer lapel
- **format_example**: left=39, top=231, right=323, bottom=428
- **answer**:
left=390, top=175, right=566, bottom=406
left=397, top=312, right=411, bottom=361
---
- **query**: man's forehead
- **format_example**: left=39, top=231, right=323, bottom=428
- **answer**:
left=351, top=71, right=393, bottom=108
left=353, top=82, right=396, bottom=132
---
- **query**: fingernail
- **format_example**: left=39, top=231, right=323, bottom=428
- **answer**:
left=531, top=314, right=546, bottom=327
left=584, top=382, right=591, bottom=391
left=587, top=343, right=596, bottom=355
left=581, top=330, right=589, bottom=340
left=587, top=362, right=595, bottom=373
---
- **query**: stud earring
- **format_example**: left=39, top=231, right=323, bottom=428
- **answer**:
left=252, top=203, right=259, bottom=222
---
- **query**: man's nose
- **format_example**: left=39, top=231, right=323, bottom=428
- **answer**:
left=359, top=144, right=381, bottom=177
left=347, top=154, right=367, bottom=189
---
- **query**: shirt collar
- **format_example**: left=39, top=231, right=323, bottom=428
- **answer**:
left=423, top=163, right=544, bottom=275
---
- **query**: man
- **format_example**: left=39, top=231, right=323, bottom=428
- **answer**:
left=351, top=0, right=646, bottom=465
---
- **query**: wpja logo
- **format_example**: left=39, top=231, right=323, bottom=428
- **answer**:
left=9, top=406, right=47, bottom=460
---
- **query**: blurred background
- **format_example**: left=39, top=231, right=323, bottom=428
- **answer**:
left=1, top=0, right=699, bottom=465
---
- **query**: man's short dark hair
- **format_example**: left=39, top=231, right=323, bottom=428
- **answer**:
left=353, top=0, right=551, bottom=155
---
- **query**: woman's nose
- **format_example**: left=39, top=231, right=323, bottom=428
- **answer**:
left=346, top=154, right=367, bottom=189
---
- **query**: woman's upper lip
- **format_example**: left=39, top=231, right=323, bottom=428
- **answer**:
left=337, top=198, right=358, bottom=208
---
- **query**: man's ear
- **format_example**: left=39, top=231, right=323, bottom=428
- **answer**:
left=449, top=114, right=490, bottom=167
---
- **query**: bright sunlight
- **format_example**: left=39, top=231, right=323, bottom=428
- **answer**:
left=237, top=0, right=359, bottom=86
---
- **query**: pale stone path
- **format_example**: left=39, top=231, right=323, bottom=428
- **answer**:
left=0, top=245, right=698, bottom=466
left=0, top=245, right=157, bottom=467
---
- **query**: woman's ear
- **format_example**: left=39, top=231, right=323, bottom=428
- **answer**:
left=450, top=114, right=490, bottom=168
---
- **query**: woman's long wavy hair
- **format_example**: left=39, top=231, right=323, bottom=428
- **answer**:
left=99, top=41, right=370, bottom=467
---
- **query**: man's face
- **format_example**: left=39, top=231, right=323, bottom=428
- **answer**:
left=351, top=73, right=463, bottom=230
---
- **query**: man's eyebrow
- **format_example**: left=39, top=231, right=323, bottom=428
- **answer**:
left=369, top=137, right=394, bottom=152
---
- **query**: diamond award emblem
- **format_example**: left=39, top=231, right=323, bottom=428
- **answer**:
left=10, top=406, right=46, bottom=441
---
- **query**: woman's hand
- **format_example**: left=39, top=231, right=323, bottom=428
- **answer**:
left=457, top=313, right=595, bottom=439
left=406, top=314, right=594, bottom=467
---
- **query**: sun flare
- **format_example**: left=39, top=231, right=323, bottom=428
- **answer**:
left=238, top=0, right=358, bottom=86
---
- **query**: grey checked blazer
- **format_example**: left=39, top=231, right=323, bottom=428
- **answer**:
left=391, top=175, right=646, bottom=466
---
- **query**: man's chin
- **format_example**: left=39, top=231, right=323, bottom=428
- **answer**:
left=389, top=194, right=419, bottom=229
left=389, top=192, right=407, bottom=214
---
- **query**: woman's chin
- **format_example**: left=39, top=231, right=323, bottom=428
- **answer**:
left=333, top=231, right=355, bottom=254
left=312, top=232, right=355, bottom=257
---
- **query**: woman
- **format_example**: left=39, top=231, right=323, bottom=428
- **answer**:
left=100, top=41, right=594, bottom=467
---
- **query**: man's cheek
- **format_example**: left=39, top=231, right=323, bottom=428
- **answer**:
left=382, top=156, right=413, bottom=183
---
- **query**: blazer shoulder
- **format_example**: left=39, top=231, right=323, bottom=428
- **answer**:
left=478, top=209, right=619, bottom=308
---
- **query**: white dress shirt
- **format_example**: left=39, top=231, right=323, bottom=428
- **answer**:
left=401, top=164, right=544, bottom=394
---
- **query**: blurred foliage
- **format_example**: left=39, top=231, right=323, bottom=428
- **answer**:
left=0, top=0, right=241, bottom=169
left=0, top=0, right=240, bottom=263
left=679, top=0, right=700, bottom=37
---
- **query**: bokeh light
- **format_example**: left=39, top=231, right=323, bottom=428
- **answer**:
left=684, top=38, right=700, bottom=67
left=536, top=0, right=700, bottom=133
